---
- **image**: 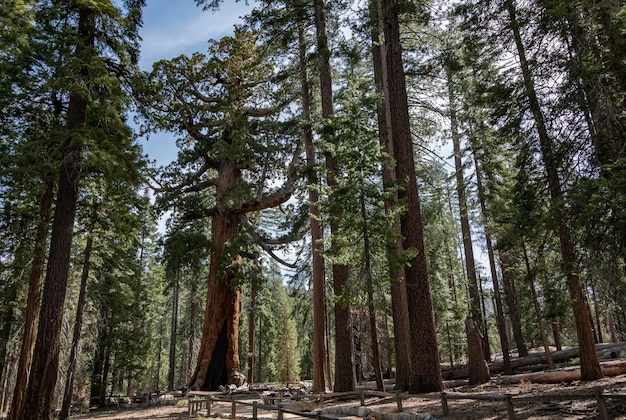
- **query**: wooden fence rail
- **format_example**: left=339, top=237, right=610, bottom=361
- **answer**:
left=187, top=387, right=626, bottom=419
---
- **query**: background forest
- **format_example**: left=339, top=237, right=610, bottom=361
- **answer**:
left=1, top=0, right=626, bottom=418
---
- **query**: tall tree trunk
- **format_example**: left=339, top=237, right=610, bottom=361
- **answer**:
left=505, top=0, right=602, bottom=380
left=59, top=236, right=93, bottom=419
left=9, top=176, right=53, bottom=420
left=188, top=281, right=197, bottom=383
left=360, top=193, right=384, bottom=391
left=298, top=22, right=329, bottom=393
left=89, top=316, right=108, bottom=408
left=380, top=0, right=442, bottom=393
left=21, top=6, right=93, bottom=417
left=247, top=288, right=256, bottom=384
left=312, top=0, right=354, bottom=393
left=472, top=152, right=511, bottom=374
left=521, top=244, right=554, bottom=370
left=168, top=275, right=179, bottom=390
left=499, top=250, right=528, bottom=356
left=189, top=159, right=243, bottom=391
left=446, top=62, right=490, bottom=383
left=370, top=0, right=412, bottom=391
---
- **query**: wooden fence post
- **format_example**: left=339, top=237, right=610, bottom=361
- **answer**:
left=505, top=394, right=515, bottom=420
left=231, top=396, right=236, bottom=418
left=320, top=393, right=325, bottom=408
left=440, top=392, right=449, bottom=416
left=360, top=390, right=365, bottom=406
left=252, top=400, right=258, bottom=419
left=595, top=389, right=609, bottom=420
left=278, top=407, right=284, bottom=420
left=207, top=396, right=212, bottom=416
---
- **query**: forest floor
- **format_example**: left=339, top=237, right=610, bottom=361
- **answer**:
left=69, top=373, right=626, bottom=419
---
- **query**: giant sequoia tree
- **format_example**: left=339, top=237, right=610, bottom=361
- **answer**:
left=136, top=30, right=300, bottom=390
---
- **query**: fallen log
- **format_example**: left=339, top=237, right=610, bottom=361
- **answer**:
left=442, top=342, right=626, bottom=380
left=494, top=360, right=626, bottom=384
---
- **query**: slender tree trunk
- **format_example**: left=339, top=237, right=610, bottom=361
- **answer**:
left=370, top=0, right=412, bottom=391
left=168, top=275, right=179, bottom=390
left=247, top=288, right=256, bottom=384
left=298, top=22, right=329, bottom=393
left=446, top=62, right=490, bottom=383
left=59, top=236, right=93, bottom=419
left=521, top=244, right=554, bottom=370
left=312, top=0, right=354, bottom=393
left=188, top=281, right=197, bottom=383
left=360, top=193, right=384, bottom=391
left=505, top=0, right=602, bottom=380
left=472, top=153, right=511, bottom=374
left=9, top=177, right=53, bottom=420
left=588, top=276, right=603, bottom=343
left=499, top=250, right=528, bottom=356
left=380, top=0, right=441, bottom=393
left=21, top=6, right=93, bottom=417
left=89, top=317, right=108, bottom=408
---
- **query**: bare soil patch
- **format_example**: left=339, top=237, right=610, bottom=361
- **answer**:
left=71, top=374, right=626, bottom=419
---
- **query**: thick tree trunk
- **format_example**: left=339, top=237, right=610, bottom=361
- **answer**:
left=8, top=177, right=53, bottom=420
left=190, top=159, right=243, bottom=391
left=466, top=319, right=490, bottom=385
left=21, top=8, right=92, bottom=418
left=313, top=0, right=355, bottom=393
left=505, top=0, right=602, bottom=381
left=59, top=237, right=93, bottom=419
left=370, top=0, right=412, bottom=391
left=298, top=23, right=329, bottom=393
left=380, top=0, right=442, bottom=393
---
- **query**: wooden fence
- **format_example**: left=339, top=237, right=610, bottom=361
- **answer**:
left=187, top=388, right=626, bottom=419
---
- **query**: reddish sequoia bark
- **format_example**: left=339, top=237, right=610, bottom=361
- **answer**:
left=190, top=159, right=244, bottom=391
left=380, top=0, right=442, bottom=393
left=313, top=0, right=355, bottom=393
left=370, top=0, right=412, bottom=391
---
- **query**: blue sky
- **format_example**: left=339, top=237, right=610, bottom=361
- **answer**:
left=137, top=0, right=255, bottom=167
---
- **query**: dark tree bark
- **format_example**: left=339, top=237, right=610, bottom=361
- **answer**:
left=21, top=6, right=93, bottom=417
left=505, top=0, right=602, bottom=380
left=8, top=174, right=54, bottom=420
left=472, top=152, right=511, bottom=375
left=188, top=281, right=197, bottom=383
left=189, top=160, right=243, bottom=391
left=168, top=275, right=179, bottom=390
left=246, top=288, right=256, bottom=384
left=466, top=319, right=490, bottom=385
left=446, top=62, right=490, bottom=384
left=89, top=312, right=110, bottom=408
left=380, top=0, right=442, bottom=393
left=298, top=22, right=329, bottom=393
left=370, top=0, right=412, bottom=391
left=499, top=250, right=528, bottom=357
left=521, top=243, right=554, bottom=370
left=59, top=236, right=93, bottom=419
left=312, top=0, right=355, bottom=393
left=360, top=193, right=384, bottom=391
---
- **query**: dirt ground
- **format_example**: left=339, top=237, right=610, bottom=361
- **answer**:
left=70, top=374, right=626, bottom=419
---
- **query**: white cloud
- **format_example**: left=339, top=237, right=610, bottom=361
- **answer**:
left=139, top=1, right=254, bottom=70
